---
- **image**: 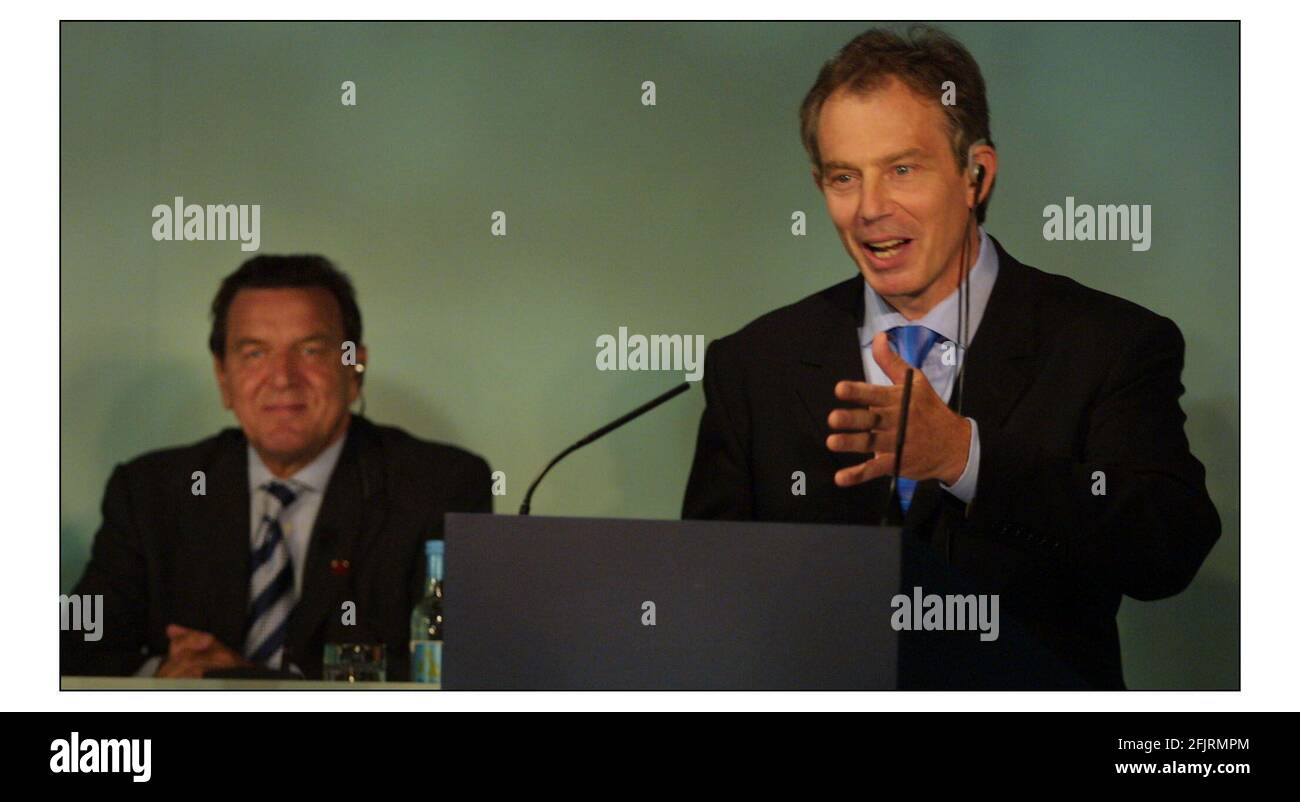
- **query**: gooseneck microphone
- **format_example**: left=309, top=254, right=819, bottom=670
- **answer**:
left=881, top=368, right=915, bottom=527
left=519, top=382, right=692, bottom=515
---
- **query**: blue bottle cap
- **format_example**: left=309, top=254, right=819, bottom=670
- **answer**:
left=425, top=539, right=444, bottom=556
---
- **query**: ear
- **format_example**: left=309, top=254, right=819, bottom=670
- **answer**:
left=348, top=343, right=369, bottom=402
left=212, top=354, right=234, bottom=410
left=967, top=144, right=998, bottom=208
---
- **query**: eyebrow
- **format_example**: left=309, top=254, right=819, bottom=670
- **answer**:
left=821, top=148, right=929, bottom=173
left=877, top=147, right=927, bottom=164
left=231, top=333, right=334, bottom=350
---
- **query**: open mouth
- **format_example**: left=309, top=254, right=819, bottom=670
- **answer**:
left=860, top=237, right=914, bottom=268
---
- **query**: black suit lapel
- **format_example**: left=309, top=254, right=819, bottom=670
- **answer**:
left=795, top=274, right=866, bottom=426
left=288, top=417, right=389, bottom=664
left=189, top=430, right=252, bottom=650
left=795, top=274, right=896, bottom=522
left=954, top=236, right=1039, bottom=430
left=903, top=236, right=1040, bottom=532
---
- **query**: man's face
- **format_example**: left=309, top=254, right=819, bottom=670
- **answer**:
left=213, top=287, right=364, bottom=473
left=815, top=78, right=983, bottom=316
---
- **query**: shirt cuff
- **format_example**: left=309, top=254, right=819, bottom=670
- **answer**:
left=941, top=417, right=980, bottom=504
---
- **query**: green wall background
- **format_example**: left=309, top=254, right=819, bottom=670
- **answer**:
left=60, top=21, right=1239, bottom=689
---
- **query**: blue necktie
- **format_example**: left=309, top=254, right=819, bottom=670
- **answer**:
left=244, top=480, right=299, bottom=667
left=886, top=325, right=942, bottom=513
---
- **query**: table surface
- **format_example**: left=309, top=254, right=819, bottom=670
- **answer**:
left=62, top=676, right=439, bottom=690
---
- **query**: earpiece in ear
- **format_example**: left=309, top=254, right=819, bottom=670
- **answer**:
left=971, top=165, right=986, bottom=206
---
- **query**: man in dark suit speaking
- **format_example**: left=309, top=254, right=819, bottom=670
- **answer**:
left=62, top=255, right=492, bottom=680
left=682, top=27, right=1221, bottom=689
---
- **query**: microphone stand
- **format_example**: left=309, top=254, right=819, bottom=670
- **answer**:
left=519, top=382, right=691, bottom=515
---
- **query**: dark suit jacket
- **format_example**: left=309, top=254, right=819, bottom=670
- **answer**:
left=682, top=236, right=1221, bottom=689
left=62, top=415, right=492, bottom=680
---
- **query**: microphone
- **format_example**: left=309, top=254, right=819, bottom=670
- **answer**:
left=519, top=382, right=692, bottom=515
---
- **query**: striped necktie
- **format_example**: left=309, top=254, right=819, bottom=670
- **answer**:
left=244, top=480, right=299, bottom=668
left=886, top=325, right=943, bottom=513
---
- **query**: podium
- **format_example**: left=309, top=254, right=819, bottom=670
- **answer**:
left=442, top=514, right=1086, bottom=690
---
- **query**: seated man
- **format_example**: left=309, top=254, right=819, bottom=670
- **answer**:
left=62, top=255, right=491, bottom=680
left=682, top=27, right=1221, bottom=689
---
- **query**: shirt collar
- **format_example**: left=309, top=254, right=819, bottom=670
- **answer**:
left=861, top=227, right=1000, bottom=346
left=247, top=425, right=348, bottom=496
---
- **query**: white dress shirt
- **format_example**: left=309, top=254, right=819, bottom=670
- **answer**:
left=246, top=432, right=347, bottom=600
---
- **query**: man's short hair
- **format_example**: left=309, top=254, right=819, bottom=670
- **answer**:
left=799, top=25, right=996, bottom=224
left=208, top=254, right=363, bottom=357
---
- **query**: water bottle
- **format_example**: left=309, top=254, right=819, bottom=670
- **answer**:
left=409, top=539, right=444, bottom=685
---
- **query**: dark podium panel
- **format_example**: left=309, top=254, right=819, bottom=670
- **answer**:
left=442, top=514, right=1085, bottom=690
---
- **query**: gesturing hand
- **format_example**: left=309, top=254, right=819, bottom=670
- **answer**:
left=825, top=331, right=971, bottom=487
